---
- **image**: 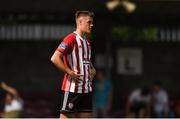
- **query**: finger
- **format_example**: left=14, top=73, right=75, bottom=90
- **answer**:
left=76, top=76, right=83, bottom=80
left=74, top=78, right=80, bottom=83
left=76, top=74, right=83, bottom=77
left=72, top=75, right=81, bottom=81
left=75, top=74, right=83, bottom=79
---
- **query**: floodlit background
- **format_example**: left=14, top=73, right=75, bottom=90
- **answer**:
left=0, top=0, right=180, bottom=118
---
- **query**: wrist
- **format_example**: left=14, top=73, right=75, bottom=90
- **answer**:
left=66, top=69, right=73, bottom=75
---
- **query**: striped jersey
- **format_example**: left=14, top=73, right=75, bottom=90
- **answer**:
left=56, top=32, right=92, bottom=93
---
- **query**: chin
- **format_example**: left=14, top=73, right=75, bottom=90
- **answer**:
left=86, top=31, right=91, bottom=34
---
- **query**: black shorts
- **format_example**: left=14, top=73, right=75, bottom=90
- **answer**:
left=130, top=101, right=147, bottom=113
left=60, top=91, right=93, bottom=113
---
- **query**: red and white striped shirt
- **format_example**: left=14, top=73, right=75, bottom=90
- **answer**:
left=56, top=32, right=92, bottom=93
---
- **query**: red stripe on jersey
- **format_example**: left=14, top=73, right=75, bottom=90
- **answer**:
left=61, top=55, right=69, bottom=90
left=75, top=42, right=80, bottom=75
left=85, top=40, right=90, bottom=61
left=68, top=54, right=74, bottom=91
left=74, top=42, right=80, bottom=92
left=80, top=39, right=85, bottom=93
left=80, top=40, right=85, bottom=61
left=61, top=73, right=68, bottom=90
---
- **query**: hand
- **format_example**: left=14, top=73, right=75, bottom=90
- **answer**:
left=68, top=70, right=83, bottom=82
left=90, top=68, right=96, bottom=79
left=1, top=82, right=7, bottom=89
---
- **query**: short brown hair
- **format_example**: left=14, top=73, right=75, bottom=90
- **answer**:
left=75, top=10, right=94, bottom=20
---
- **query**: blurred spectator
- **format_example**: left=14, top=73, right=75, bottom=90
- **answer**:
left=126, top=87, right=151, bottom=118
left=0, top=82, right=23, bottom=118
left=93, top=70, right=113, bottom=118
left=151, top=81, right=169, bottom=118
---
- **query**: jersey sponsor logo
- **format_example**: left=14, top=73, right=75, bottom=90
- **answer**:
left=59, top=42, right=68, bottom=49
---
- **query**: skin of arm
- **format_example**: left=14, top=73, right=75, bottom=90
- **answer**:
left=51, top=50, right=81, bottom=80
left=1, top=82, right=18, bottom=98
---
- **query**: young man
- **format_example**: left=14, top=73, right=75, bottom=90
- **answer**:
left=51, top=11, right=96, bottom=118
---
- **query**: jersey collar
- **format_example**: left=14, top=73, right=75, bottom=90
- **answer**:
left=73, top=31, right=84, bottom=40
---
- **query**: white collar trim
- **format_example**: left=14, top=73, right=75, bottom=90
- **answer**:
left=73, top=31, right=84, bottom=40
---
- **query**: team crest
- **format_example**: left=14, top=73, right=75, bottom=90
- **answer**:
left=68, top=102, right=74, bottom=109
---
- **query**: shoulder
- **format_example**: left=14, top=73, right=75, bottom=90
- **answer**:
left=63, top=33, right=76, bottom=43
left=131, top=89, right=141, bottom=97
left=133, top=88, right=141, bottom=94
left=161, top=89, right=168, bottom=95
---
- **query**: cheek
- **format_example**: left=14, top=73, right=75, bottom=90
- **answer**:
left=82, top=24, right=88, bottom=29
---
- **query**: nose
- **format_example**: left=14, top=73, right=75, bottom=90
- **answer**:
left=90, top=24, right=93, bottom=28
left=90, top=23, right=93, bottom=27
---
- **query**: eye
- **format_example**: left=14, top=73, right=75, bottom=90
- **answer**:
left=88, top=21, right=93, bottom=24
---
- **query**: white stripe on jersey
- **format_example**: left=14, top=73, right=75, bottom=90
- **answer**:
left=78, top=82, right=83, bottom=93
left=70, top=49, right=76, bottom=92
left=76, top=36, right=84, bottom=75
left=65, top=55, right=72, bottom=91
left=76, top=36, right=84, bottom=93
left=84, top=65, right=89, bottom=93
left=89, top=82, right=92, bottom=92
left=71, top=45, right=77, bottom=74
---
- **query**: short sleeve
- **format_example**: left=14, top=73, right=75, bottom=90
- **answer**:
left=56, top=33, right=76, bottom=54
left=129, top=89, right=139, bottom=102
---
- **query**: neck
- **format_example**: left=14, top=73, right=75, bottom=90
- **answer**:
left=75, top=29, right=84, bottom=38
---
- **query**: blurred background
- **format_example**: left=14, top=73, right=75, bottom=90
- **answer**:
left=0, top=0, right=180, bottom=118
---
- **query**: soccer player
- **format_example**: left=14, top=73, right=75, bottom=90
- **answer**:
left=51, top=11, right=96, bottom=118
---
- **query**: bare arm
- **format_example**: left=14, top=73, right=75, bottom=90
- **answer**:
left=51, top=50, right=81, bottom=80
left=1, top=82, right=18, bottom=98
